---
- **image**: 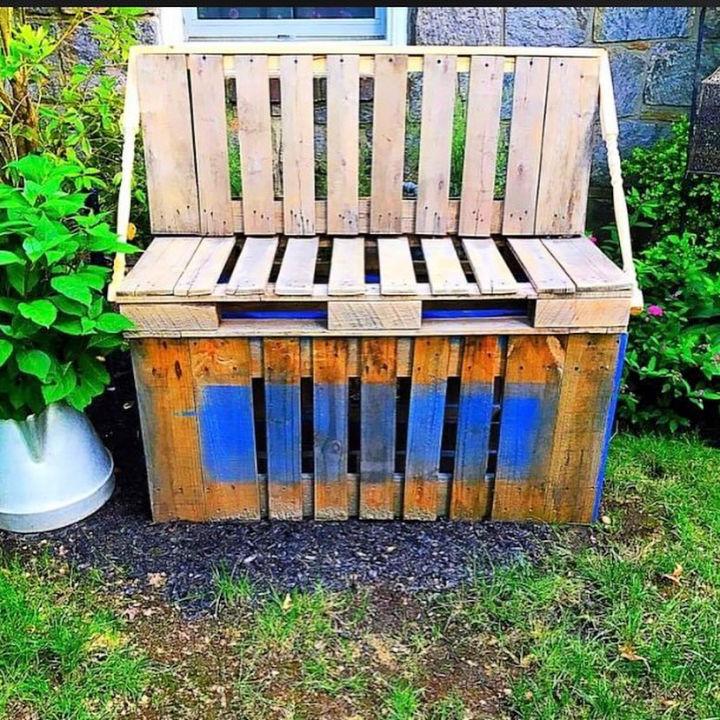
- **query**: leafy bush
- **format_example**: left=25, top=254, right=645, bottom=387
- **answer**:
left=619, top=118, right=720, bottom=432
left=0, top=154, right=136, bottom=421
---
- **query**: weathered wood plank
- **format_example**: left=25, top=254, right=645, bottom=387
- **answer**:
left=190, top=338, right=261, bottom=519
left=327, top=301, right=421, bottom=330
left=188, top=54, right=233, bottom=235
left=507, top=238, right=575, bottom=294
left=263, top=339, right=303, bottom=519
left=137, top=54, right=200, bottom=234
left=377, top=237, right=417, bottom=295
left=174, top=237, right=235, bottom=296
left=359, top=338, right=398, bottom=519
left=462, top=237, right=518, bottom=294
left=370, top=54, right=408, bottom=234
left=280, top=55, right=316, bottom=235
left=275, top=237, right=319, bottom=295
left=415, top=54, right=457, bottom=235
left=459, top=55, right=505, bottom=237
left=326, top=55, right=360, bottom=235
left=534, top=297, right=630, bottom=329
left=403, top=337, right=451, bottom=520
left=421, top=237, right=469, bottom=295
left=535, top=58, right=600, bottom=234
left=313, top=339, right=349, bottom=520
left=120, top=303, right=219, bottom=333
left=235, top=55, right=276, bottom=235
left=227, top=237, right=278, bottom=295
left=328, top=237, right=365, bottom=296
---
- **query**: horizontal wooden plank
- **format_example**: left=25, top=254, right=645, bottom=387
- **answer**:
left=507, top=238, right=575, bottom=295
left=328, top=237, right=366, bottom=295
left=274, top=237, right=319, bottom=295
left=227, top=237, right=278, bottom=295
left=421, top=238, right=470, bottom=295
left=174, top=237, right=236, bottom=296
left=120, top=303, right=220, bottom=332
left=377, top=237, right=417, bottom=296
left=534, top=297, right=630, bottom=328
left=462, top=237, right=518, bottom=294
left=327, top=301, right=422, bottom=330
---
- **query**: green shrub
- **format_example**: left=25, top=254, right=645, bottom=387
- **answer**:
left=619, top=118, right=720, bottom=432
left=0, top=154, right=136, bottom=421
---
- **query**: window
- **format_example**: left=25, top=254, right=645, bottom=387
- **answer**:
left=159, top=7, right=407, bottom=44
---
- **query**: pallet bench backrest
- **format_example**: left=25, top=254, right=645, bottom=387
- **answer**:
left=134, top=47, right=603, bottom=239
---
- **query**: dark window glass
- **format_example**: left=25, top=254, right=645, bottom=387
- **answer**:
left=197, top=7, right=376, bottom=20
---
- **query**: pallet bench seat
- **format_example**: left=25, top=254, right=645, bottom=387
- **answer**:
left=111, top=44, right=641, bottom=524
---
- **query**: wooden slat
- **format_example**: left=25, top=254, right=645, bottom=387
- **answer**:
left=235, top=55, right=275, bottom=235
left=120, top=237, right=202, bottom=296
left=328, top=301, right=421, bottom=331
left=535, top=58, right=600, bottom=234
left=136, top=54, right=200, bottom=234
left=377, top=237, right=417, bottom=295
left=421, top=237, right=469, bottom=295
left=459, top=56, right=505, bottom=237
left=502, top=57, right=550, bottom=235
left=370, top=54, right=408, bottom=234
left=403, top=337, right=451, bottom=520
left=542, top=237, right=631, bottom=291
left=227, top=237, right=278, bottom=295
left=280, top=55, right=316, bottom=235
left=462, top=238, right=518, bottom=295
left=326, top=55, right=360, bottom=235
left=190, top=338, right=261, bottom=520
left=188, top=55, right=233, bottom=235
left=534, top=297, right=630, bottom=329
left=275, top=237, right=319, bottom=295
left=359, top=338, right=397, bottom=519
left=450, top=336, right=501, bottom=520
left=415, top=54, right=457, bottom=235
left=491, top=335, right=565, bottom=521
left=174, top=237, right=235, bottom=296
left=120, top=304, right=219, bottom=333
left=507, top=238, right=575, bottom=294
left=313, top=339, right=349, bottom=520
left=263, top=339, right=303, bottom=519
left=328, top=237, right=365, bottom=295
left=130, top=339, right=206, bottom=521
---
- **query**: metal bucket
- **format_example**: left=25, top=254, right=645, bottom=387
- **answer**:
left=0, top=403, right=114, bottom=533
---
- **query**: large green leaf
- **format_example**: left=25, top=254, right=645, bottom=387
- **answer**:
left=41, top=365, right=78, bottom=405
left=18, top=299, right=57, bottom=328
left=0, top=251, right=23, bottom=266
left=16, top=349, right=52, bottom=381
left=50, top=275, right=92, bottom=306
left=0, top=339, right=12, bottom=368
left=95, top=312, right=134, bottom=333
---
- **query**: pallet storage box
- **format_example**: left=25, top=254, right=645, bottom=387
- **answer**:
left=111, top=45, right=641, bottom=523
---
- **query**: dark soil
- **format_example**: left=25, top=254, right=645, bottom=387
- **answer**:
left=0, top=352, right=558, bottom=615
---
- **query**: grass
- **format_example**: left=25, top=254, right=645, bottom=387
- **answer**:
left=1, top=434, right=719, bottom=718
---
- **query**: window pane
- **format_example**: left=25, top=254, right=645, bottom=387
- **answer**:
left=197, top=7, right=376, bottom=20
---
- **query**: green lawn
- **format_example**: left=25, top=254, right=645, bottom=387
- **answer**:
left=1, top=434, right=719, bottom=719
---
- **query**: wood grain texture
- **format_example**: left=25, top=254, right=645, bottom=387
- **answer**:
left=227, top=236, right=278, bottom=295
left=235, top=55, right=276, bottom=234
left=534, top=297, right=630, bottom=329
left=280, top=55, right=316, bottom=235
left=120, top=303, right=219, bottom=332
left=313, top=339, right=349, bottom=519
left=403, top=337, right=451, bottom=520
left=359, top=338, right=397, bottom=519
left=415, top=54, right=457, bottom=235
left=328, top=237, right=365, bottom=295
left=326, top=55, right=360, bottom=235
left=450, top=336, right=502, bottom=520
left=507, top=238, right=575, bottom=294
left=459, top=55, right=505, bottom=237
left=421, top=237, right=469, bottom=295
left=535, top=58, right=600, bottom=234
left=130, top=339, right=206, bottom=521
left=462, top=237, right=518, bottom=294
left=370, top=55, right=408, bottom=234
left=502, top=57, right=550, bottom=235
left=190, top=338, right=261, bottom=519
left=188, top=54, right=233, bottom=235
left=327, top=301, right=421, bottom=330
left=174, top=237, right=235, bottom=296
left=137, top=54, right=200, bottom=234
left=377, top=237, right=417, bottom=295
left=275, top=237, right=319, bottom=295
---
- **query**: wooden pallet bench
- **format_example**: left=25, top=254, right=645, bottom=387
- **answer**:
left=111, top=44, right=641, bottom=523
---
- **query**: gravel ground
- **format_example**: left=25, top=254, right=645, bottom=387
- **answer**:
left=0, top=353, right=556, bottom=615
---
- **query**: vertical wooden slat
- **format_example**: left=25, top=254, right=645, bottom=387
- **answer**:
left=450, top=337, right=501, bottom=520
left=359, top=338, right=398, bottom=519
left=274, top=237, right=319, bottom=295
left=327, top=55, right=360, bottom=235
left=313, top=339, right=349, bottom=520
left=328, top=237, right=365, bottom=295
left=190, top=339, right=260, bottom=520
left=415, top=54, right=457, bottom=235
left=370, top=54, right=408, bottom=234
left=421, top=237, right=469, bottom=295
left=502, top=57, right=550, bottom=236
left=263, top=339, right=303, bottom=519
left=492, top=335, right=565, bottom=521
left=188, top=55, right=233, bottom=235
left=458, top=56, right=504, bottom=237
left=235, top=55, right=275, bottom=235
left=280, top=55, right=316, bottom=235
left=403, top=337, right=451, bottom=520
left=377, top=237, right=417, bottom=295
left=137, top=54, right=200, bottom=234
left=535, top=58, right=600, bottom=234
left=130, top=339, right=206, bottom=521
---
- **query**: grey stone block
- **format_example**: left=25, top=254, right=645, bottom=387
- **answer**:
left=415, top=7, right=503, bottom=45
left=706, top=8, right=720, bottom=39
left=67, top=25, right=101, bottom=64
left=644, top=41, right=695, bottom=106
left=136, top=18, right=159, bottom=45
left=505, top=7, right=592, bottom=47
left=609, top=49, right=647, bottom=117
left=595, top=7, right=694, bottom=42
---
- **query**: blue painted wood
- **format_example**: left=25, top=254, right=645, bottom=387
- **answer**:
left=222, top=308, right=525, bottom=321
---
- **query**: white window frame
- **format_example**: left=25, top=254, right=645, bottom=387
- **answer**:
left=158, top=7, right=408, bottom=45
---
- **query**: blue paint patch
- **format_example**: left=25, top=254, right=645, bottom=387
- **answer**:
left=265, top=381, right=302, bottom=486
left=360, top=381, right=396, bottom=483
left=455, top=382, right=495, bottom=479
left=198, top=385, right=257, bottom=483
left=314, top=382, right=348, bottom=485
left=406, top=382, right=448, bottom=480
left=592, top=334, right=628, bottom=521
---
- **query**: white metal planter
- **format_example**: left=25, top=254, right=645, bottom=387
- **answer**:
left=0, top=404, right=114, bottom=533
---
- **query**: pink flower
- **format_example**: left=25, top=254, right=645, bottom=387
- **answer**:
left=647, top=305, right=664, bottom=317
left=588, top=235, right=598, bottom=245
